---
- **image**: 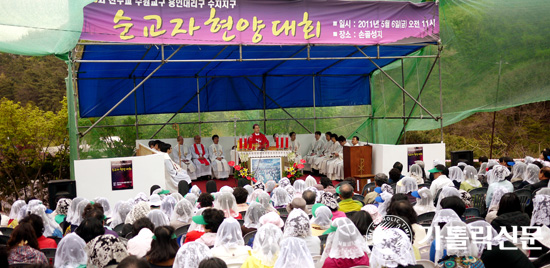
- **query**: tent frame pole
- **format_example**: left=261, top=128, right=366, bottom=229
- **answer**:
left=244, top=77, right=312, bottom=134
left=263, top=75, right=267, bottom=132
left=313, top=75, right=316, bottom=133
left=133, top=78, right=139, bottom=141
left=79, top=45, right=185, bottom=137
left=394, top=47, right=443, bottom=143
left=401, top=58, right=406, bottom=145
left=438, top=43, right=444, bottom=143
left=354, top=46, right=439, bottom=121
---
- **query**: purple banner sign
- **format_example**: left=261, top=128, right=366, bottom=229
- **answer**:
left=81, top=0, right=439, bottom=45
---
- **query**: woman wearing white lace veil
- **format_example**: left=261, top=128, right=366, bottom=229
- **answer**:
left=376, top=191, right=393, bottom=217
left=109, top=201, right=132, bottom=229
left=448, top=166, right=465, bottom=186
left=271, top=187, right=290, bottom=208
left=133, top=192, right=149, bottom=204
left=243, top=185, right=254, bottom=195
left=283, top=208, right=320, bottom=256
left=265, top=180, right=276, bottom=193
left=370, top=228, right=416, bottom=268
left=278, top=177, right=291, bottom=188
left=256, top=191, right=277, bottom=213
left=413, top=187, right=436, bottom=216
left=242, top=223, right=283, bottom=268
left=161, top=195, right=177, bottom=219
left=8, top=200, right=26, bottom=227
left=125, top=201, right=151, bottom=225
left=273, top=237, right=315, bottom=268
left=184, top=193, right=199, bottom=206
left=436, top=186, right=460, bottom=210
left=510, top=162, right=527, bottom=183
left=54, top=233, right=88, bottom=268
left=486, top=165, right=514, bottom=207
left=524, top=163, right=541, bottom=185
left=214, top=192, right=240, bottom=218
left=435, top=221, right=484, bottom=267
left=305, top=175, right=317, bottom=188
left=147, top=209, right=170, bottom=227
left=29, top=204, right=63, bottom=238
left=409, top=164, right=425, bottom=184
left=320, top=217, right=370, bottom=268
left=170, top=198, right=194, bottom=229
left=219, top=185, right=234, bottom=194
left=53, top=198, right=72, bottom=225
left=467, top=220, right=507, bottom=257
left=478, top=162, right=488, bottom=176
left=531, top=191, right=550, bottom=226
left=93, top=197, right=112, bottom=218
left=423, top=209, right=463, bottom=247
left=211, top=218, right=251, bottom=268
left=171, top=192, right=184, bottom=202
left=285, top=184, right=297, bottom=199
left=25, top=199, right=43, bottom=216
left=396, top=176, right=419, bottom=194
left=173, top=242, right=212, bottom=268
left=246, top=189, right=264, bottom=204
left=484, top=187, right=510, bottom=223
left=310, top=204, right=332, bottom=236
left=190, top=185, right=201, bottom=196
left=242, top=201, right=266, bottom=235
left=70, top=199, right=89, bottom=228
left=485, top=160, right=499, bottom=185
left=460, top=165, right=482, bottom=192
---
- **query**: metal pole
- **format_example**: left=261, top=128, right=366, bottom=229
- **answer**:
left=197, top=77, right=201, bottom=136
left=65, top=58, right=78, bottom=180
left=438, top=45, right=444, bottom=143
left=489, top=58, right=504, bottom=158
left=262, top=74, right=267, bottom=133
left=401, top=58, right=406, bottom=144
left=244, top=77, right=312, bottom=133
left=313, top=75, right=316, bottom=132
left=80, top=45, right=184, bottom=137
left=355, top=46, right=439, bottom=120
left=133, top=78, right=139, bottom=141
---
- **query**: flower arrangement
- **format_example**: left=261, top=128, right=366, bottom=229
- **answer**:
left=283, top=155, right=306, bottom=184
left=228, top=156, right=257, bottom=183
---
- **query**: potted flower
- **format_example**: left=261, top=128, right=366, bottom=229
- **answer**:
left=283, top=153, right=305, bottom=184
left=228, top=155, right=257, bottom=183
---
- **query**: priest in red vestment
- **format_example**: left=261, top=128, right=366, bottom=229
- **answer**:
left=248, top=124, right=270, bottom=150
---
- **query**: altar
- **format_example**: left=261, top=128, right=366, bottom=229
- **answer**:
left=236, top=150, right=291, bottom=183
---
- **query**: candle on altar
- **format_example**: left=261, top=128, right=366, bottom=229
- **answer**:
left=239, top=137, right=243, bottom=150
left=275, top=136, right=279, bottom=149
left=285, top=136, right=289, bottom=149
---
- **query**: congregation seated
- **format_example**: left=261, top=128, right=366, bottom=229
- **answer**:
left=5, top=153, right=550, bottom=268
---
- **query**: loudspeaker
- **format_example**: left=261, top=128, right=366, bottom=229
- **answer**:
left=48, top=180, right=77, bottom=210
left=450, top=150, right=474, bottom=166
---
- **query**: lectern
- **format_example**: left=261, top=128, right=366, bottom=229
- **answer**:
left=343, top=145, right=374, bottom=193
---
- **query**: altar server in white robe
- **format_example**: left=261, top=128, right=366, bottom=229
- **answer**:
left=190, top=135, right=212, bottom=179
left=305, top=131, right=324, bottom=171
left=351, top=136, right=361, bottom=146
left=312, top=132, right=333, bottom=170
left=326, top=136, right=348, bottom=180
left=159, top=142, right=191, bottom=192
left=209, top=135, right=230, bottom=180
left=288, top=132, right=303, bottom=165
left=319, top=134, right=339, bottom=175
left=171, top=136, right=197, bottom=181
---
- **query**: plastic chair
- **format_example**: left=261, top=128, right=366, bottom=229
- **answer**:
left=419, top=245, right=431, bottom=260
left=345, top=211, right=358, bottom=218
left=464, top=207, right=481, bottom=219
left=41, top=248, right=56, bottom=266
left=277, top=207, right=289, bottom=216
left=418, top=183, right=431, bottom=189
left=417, top=211, right=435, bottom=225
left=416, top=259, right=437, bottom=268
left=113, top=223, right=124, bottom=236
left=361, top=182, right=376, bottom=196
left=469, top=187, right=488, bottom=215
left=243, top=230, right=256, bottom=247
left=0, top=235, right=10, bottom=245
left=0, top=227, right=13, bottom=236
left=433, top=188, right=443, bottom=206
left=514, top=189, right=532, bottom=212
left=319, top=234, right=329, bottom=255
left=512, top=181, right=523, bottom=190
left=237, top=219, right=245, bottom=226
left=239, top=210, right=246, bottom=219
left=352, top=194, right=365, bottom=205
left=465, top=217, right=484, bottom=223
left=175, top=224, right=190, bottom=237
left=178, top=181, right=190, bottom=196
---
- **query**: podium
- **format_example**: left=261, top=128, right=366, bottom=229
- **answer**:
left=343, top=145, right=374, bottom=193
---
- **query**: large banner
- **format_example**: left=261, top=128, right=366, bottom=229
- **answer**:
left=81, top=0, right=439, bottom=45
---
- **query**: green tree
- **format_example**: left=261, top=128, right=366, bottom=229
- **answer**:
left=0, top=98, right=69, bottom=202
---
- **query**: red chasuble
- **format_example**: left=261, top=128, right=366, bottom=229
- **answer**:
left=248, top=133, right=270, bottom=149
left=193, top=144, right=210, bottom=165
